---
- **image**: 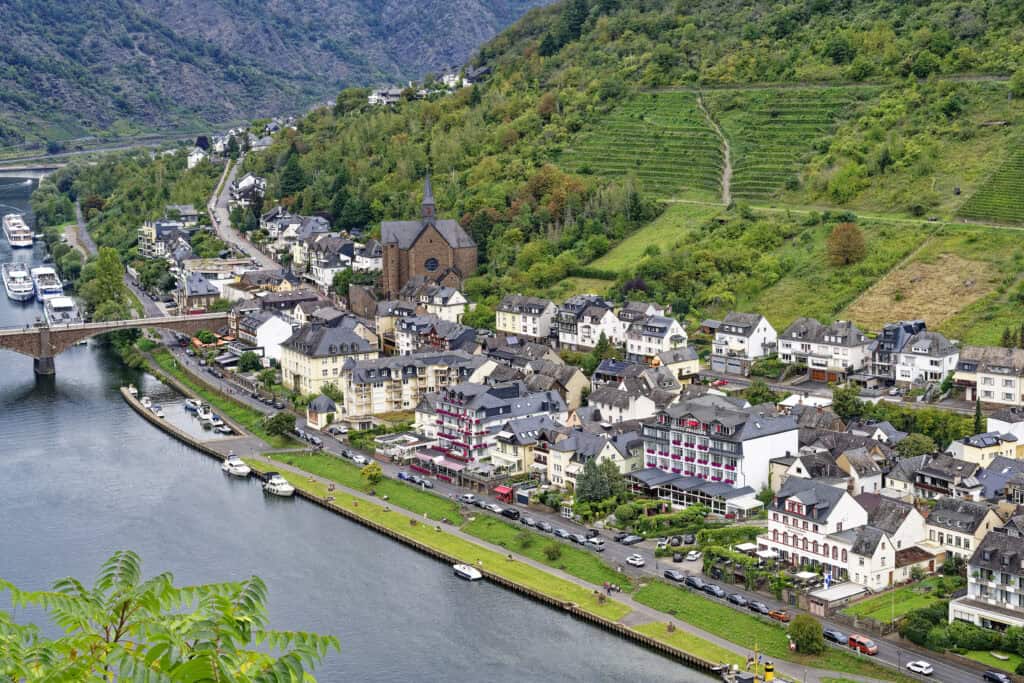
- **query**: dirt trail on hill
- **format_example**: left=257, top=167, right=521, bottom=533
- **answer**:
left=697, top=92, right=731, bottom=205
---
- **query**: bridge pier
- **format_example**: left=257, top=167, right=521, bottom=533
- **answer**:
left=33, top=356, right=55, bottom=375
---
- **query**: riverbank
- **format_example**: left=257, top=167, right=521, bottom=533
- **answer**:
left=124, top=351, right=917, bottom=683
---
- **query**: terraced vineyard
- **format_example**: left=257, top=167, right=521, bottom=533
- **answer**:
left=958, top=147, right=1024, bottom=224
left=560, top=91, right=723, bottom=199
left=704, top=86, right=878, bottom=200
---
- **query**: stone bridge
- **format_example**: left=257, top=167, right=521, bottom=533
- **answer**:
left=0, top=164, right=65, bottom=180
left=0, top=313, right=228, bottom=374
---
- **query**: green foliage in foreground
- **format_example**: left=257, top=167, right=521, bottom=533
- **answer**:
left=0, top=550, right=338, bottom=681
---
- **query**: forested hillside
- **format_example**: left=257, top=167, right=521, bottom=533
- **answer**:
left=0, top=0, right=551, bottom=148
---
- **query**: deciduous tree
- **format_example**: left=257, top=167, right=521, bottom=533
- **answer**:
left=826, top=222, right=866, bottom=266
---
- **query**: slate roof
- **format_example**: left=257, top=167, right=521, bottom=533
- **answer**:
left=346, top=350, right=485, bottom=385
left=854, top=493, right=916, bottom=534
left=282, top=319, right=374, bottom=358
left=841, top=447, right=882, bottom=476
left=309, top=395, right=337, bottom=413
left=773, top=478, right=847, bottom=522
left=659, top=394, right=797, bottom=442
left=657, top=346, right=698, bottom=364
left=904, top=330, right=958, bottom=357
left=991, top=407, right=1024, bottom=424
left=969, top=532, right=1024, bottom=573
left=183, top=273, right=218, bottom=296
left=886, top=454, right=927, bottom=484
left=975, top=456, right=1024, bottom=500
left=719, top=312, right=763, bottom=334
left=497, top=294, right=554, bottom=314
left=957, top=345, right=1024, bottom=375
left=927, top=497, right=993, bottom=534
left=780, top=317, right=868, bottom=347
left=962, top=431, right=1018, bottom=449
left=919, top=453, right=980, bottom=481
left=381, top=217, right=475, bottom=250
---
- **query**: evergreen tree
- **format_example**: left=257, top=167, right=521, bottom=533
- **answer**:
left=974, top=398, right=984, bottom=434
left=1003, top=327, right=1014, bottom=349
left=598, top=458, right=625, bottom=499
left=279, top=153, right=307, bottom=196
left=558, top=0, right=589, bottom=44
left=575, top=459, right=610, bottom=502
left=538, top=32, right=560, bottom=56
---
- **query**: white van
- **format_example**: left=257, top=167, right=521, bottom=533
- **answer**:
left=585, top=537, right=606, bottom=552
left=458, top=493, right=477, bottom=505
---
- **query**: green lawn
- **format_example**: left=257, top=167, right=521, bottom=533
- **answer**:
left=632, top=621, right=745, bottom=668
left=842, top=577, right=960, bottom=623
left=462, top=516, right=630, bottom=590
left=965, top=650, right=1022, bottom=673
left=244, top=460, right=630, bottom=621
left=150, top=348, right=294, bottom=448
left=634, top=582, right=914, bottom=682
left=265, top=451, right=464, bottom=524
left=591, top=203, right=724, bottom=272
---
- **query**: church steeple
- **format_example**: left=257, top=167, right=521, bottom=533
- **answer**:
left=421, top=173, right=435, bottom=221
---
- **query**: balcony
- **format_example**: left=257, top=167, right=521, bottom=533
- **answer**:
left=670, top=454, right=681, bottom=461
left=696, top=460, right=708, bottom=465
left=684, top=456, right=695, bottom=463
left=671, top=468, right=682, bottom=474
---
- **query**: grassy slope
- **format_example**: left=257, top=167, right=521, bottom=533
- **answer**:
left=841, top=577, right=953, bottom=622
left=634, top=582, right=914, bottom=683
left=965, top=650, right=1022, bottom=673
left=591, top=203, right=724, bottom=271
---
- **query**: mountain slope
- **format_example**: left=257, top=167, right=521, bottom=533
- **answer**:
left=0, top=0, right=551, bottom=147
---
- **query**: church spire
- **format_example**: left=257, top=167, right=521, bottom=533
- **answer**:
left=421, top=172, right=435, bottom=221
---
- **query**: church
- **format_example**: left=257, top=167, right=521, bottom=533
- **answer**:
left=381, top=175, right=477, bottom=298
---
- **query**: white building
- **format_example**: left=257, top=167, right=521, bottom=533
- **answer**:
left=778, top=318, right=870, bottom=383
left=624, top=315, right=687, bottom=364
left=496, top=295, right=557, bottom=342
left=949, top=531, right=1024, bottom=630
left=957, top=347, right=1024, bottom=407
left=556, top=295, right=617, bottom=351
left=187, top=147, right=208, bottom=169
left=236, top=310, right=295, bottom=362
left=710, top=312, right=777, bottom=376
left=895, top=330, right=959, bottom=386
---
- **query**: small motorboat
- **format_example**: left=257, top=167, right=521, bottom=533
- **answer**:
left=208, top=414, right=224, bottom=428
left=214, top=425, right=234, bottom=435
left=140, top=396, right=152, bottom=409
left=221, top=454, right=251, bottom=478
left=151, top=404, right=165, bottom=419
left=262, top=472, right=295, bottom=497
left=452, top=564, right=482, bottom=581
left=196, top=404, right=213, bottom=421
left=127, top=385, right=138, bottom=397
left=184, top=398, right=201, bottom=412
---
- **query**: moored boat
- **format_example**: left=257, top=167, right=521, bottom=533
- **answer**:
left=43, top=296, right=83, bottom=326
left=30, top=266, right=63, bottom=301
left=221, top=453, right=251, bottom=478
left=2, top=214, right=34, bottom=248
left=262, top=472, right=295, bottom=497
left=2, top=263, right=34, bottom=301
left=196, top=404, right=213, bottom=421
left=141, top=396, right=152, bottom=409
left=453, top=564, right=482, bottom=581
left=184, top=398, right=201, bottom=412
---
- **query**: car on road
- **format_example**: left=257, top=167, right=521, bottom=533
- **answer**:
left=585, top=528, right=601, bottom=539
left=326, top=425, right=349, bottom=437
left=822, top=628, right=846, bottom=644
left=703, top=584, right=726, bottom=598
left=569, top=533, right=587, bottom=545
left=983, top=671, right=1012, bottom=683
left=457, top=493, right=477, bottom=505
left=536, top=521, right=553, bottom=533
left=748, top=601, right=770, bottom=615
left=272, top=400, right=285, bottom=409
left=554, top=528, right=571, bottom=539
left=472, top=498, right=488, bottom=509
left=626, top=554, right=645, bottom=568
left=685, top=550, right=703, bottom=562
left=307, top=436, right=323, bottom=448
left=620, top=535, right=645, bottom=546
left=352, top=454, right=368, bottom=466
left=415, top=477, right=434, bottom=489
left=585, top=537, right=605, bottom=552
left=185, top=348, right=196, bottom=356
left=501, top=507, right=520, bottom=520
left=397, top=471, right=411, bottom=481
left=847, top=634, right=878, bottom=655
left=613, top=531, right=630, bottom=542
left=664, top=569, right=686, bottom=582
left=711, top=379, right=728, bottom=387
left=905, top=661, right=933, bottom=676
left=768, top=609, right=791, bottom=623
left=684, top=576, right=706, bottom=590
left=485, top=503, right=503, bottom=514
left=727, top=593, right=748, bottom=607
left=519, top=516, right=536, bottom=527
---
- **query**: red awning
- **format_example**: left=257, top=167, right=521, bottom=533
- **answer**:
left=493, top=485, right=513, bottom=495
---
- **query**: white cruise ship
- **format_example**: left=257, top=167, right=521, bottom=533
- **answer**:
left=30, top=266, right=64, bottom=301
left=2, top=262, right=35, bottom=301
left=2, top=214, right=34, bottom=248
left=44, top=296, right=83, bottom=326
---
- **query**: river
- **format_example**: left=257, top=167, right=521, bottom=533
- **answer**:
left=0, top=178, right=709, bottom=681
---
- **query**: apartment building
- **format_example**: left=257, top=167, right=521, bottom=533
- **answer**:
left=280, top=319, right=379, bottom=395
left=709, top=312, right=777, bottom=376
left=496, top=295, right=557, bottom=341
left=624, top=315, right=688, bottom=364
left=949, top=531, right=1024, bottom=630
left=778, top=318, right=870, bottom=383
left=926, top=497, right=1002, bottom=561
left=956, top=346, right=1024, bottom=407
left=556, top=295, right=617, bottom=351
left=895, top=330, right=959, bottom=387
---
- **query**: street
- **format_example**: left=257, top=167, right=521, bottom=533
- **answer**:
left=208, top=159, right=278, bottom=270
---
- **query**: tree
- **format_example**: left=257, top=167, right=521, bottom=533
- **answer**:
left=895, top=432, right=937, bottom=458
left=826, top=222, right=866, bottom=266
left=238, top=350, right=262, bottom=372
left=575, top=459, right=610, bottom=503
left=558, top=0, right=589, bottom=44
left=831, top=383, right=864, bottom=420
left=361, top=461, right=383, bottom=488
left=278, top=152, right=307, bottom=196
left=745, top=379, right=778, bottom=406
left=974, top=398, right=984, bottom=434
left=789, top=614, right=825, bottom=654
left=195, top=329, right=217, bottom=345
left=0, top=550, right=337, bottom=679
left=598, top=458, right=625, bottom=499
left=321, top=382, right=344, bottom=402
left=263, top=411, right=295, bottom=436
left=615, top=503, right=637, bottom=524
left=543, top=542, right=562, bottom=561
left=258, top=368, right=277, bottom=390
left=79, top=246, right=128, bottom=315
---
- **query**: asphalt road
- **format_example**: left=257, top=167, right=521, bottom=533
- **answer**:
left=208, top=160, right=278, bottom=270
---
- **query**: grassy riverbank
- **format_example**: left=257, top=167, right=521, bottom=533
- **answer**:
left=150, top=348, right=293, bottom=448
left=266, top=451, right=464, bottom=524
left=245, top=458, right=630, bottom=621
left=634, top=583, right=914, bottom=682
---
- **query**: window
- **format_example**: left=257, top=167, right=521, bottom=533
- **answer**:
left=424, top=257, right=439, bottom=272
left=841, top=549, right=847, bottom=562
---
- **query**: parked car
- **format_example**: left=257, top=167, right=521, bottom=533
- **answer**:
left=520, top=516, right=536, bottom=527
left=905, top=661, right=933, bottom=676
left=416, top=477, right=434, bottom=489
left=535, top=521, right=553, bottom=533
left=727, top=593, right=748, bottom=607
left=768, top=610, right=791, bottom=623
left=847, top=634, right=878, bottom=655
left=684, top=576, right=706, bottom=590
left=272, top=400, right=285, bottom=409
left=672, top=552, right=684, bottom=563
left=554, top=528, right=571, bottom=539
left=664, top=569, right=685, bottom=582
left=685, top=550, right=703, bottom=562
left=748, top=601, right=770, bottom=615
left=983, top=672, right=1012, bottom=683
left=185, top=348, right=196, bottom=356
left=682, top=533, right=696, bottom=545
left=473, top=499, right=488, bottom=509
left=485, top=503, right=503, bottom=514
left=669, top=535, right=682, bottom=547
left=822, top=629, right=846, bottom=644
left=352, top=454, right=368, bottom=466
left=613, top=531, right=630, bottom=542
left=308, top=436, right=323, bottom=448
left=500, top=507, right=520, bottom=521
left=626, top=554, right=646, bottom=568
left=703, top=584, right=726, bottom=598
left=585, top=538, right=605, bottom=552
left=585, top=528, right=601, bottom=539
left=397, top=471, right=411, bottom=481
left=712, top=379, right=728, bottom=387
left=620, top=535, right=645, bottom=546
left=457, top=493, right=477, bottom=505
left=569, top=533, right=587, bottom=545
left=339, top=449, right=352, bottom=460
left=326, top=425, right=349, bottom=436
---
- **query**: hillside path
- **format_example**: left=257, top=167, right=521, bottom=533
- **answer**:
left=72, top=200, right=98, bottom=257
left=697, top=92, right=731, bottom=205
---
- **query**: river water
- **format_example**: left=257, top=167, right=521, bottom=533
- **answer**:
left=0, top=178, right=709, bottom=681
